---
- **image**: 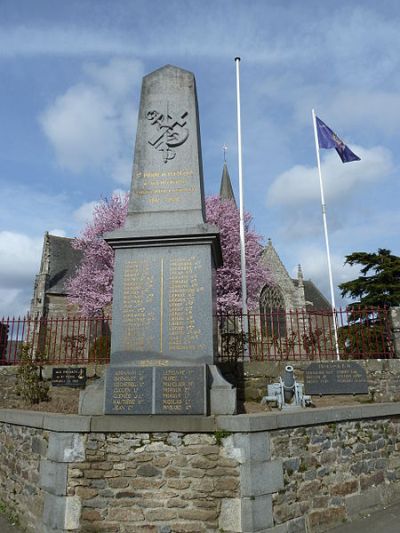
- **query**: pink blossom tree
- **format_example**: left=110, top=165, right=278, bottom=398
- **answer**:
left=67, top=193, right=269, bottom=316
left=205, top=196, right=270, bottom=313
left=66, top=194, right=129, bottom=317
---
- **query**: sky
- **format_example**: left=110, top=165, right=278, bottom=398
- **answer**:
left=0, top=0, right=399, bottom=317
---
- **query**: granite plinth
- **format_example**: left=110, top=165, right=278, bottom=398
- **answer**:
left=304, top=361, right=368, bottom=395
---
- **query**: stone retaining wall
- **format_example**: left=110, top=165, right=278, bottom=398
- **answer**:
left=68, top=432, right=239, bottom=532
left=1, top=405, right=400, bottom=532
left=270, top=418, right=400, bottom=531
left=220, top=359, right=400, bottom=403
left=0, top=419, right=47, bottom=531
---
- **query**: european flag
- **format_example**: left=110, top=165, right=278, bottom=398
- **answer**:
left=316, top=116, right=360, bottom=163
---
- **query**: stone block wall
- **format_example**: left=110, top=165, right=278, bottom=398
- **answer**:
left=0, top=421, right=47, bottom=531
left=270, top=417, right=400, bottom=532
left=67, top=432, right=239, bottom=532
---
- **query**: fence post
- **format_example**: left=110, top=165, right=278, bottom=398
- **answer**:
left=390, top=307, right=400, bottom=358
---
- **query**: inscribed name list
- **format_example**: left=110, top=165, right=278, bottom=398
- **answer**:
left=304, top=362, right=368, bottom=395
left=105, top=367, right=152, bottom=414
left=155, top=366, right=206, bottom=415
left=118, top=246, right=210, bottom=360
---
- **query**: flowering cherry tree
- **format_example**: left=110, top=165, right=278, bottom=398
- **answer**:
left=66, top=194, right=129, bottom=317
left=205, top=196, right=270, bottom=313
left=67, top=193, right=269, bottom=316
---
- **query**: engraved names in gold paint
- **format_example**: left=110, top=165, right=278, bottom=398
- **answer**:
left=122, top=260, right=156, bottom=352
left=111, top=368, right=150, bottom=412
left=168, top=256, right=205, bottom=352
left=161, top=368, right=196, bottom=412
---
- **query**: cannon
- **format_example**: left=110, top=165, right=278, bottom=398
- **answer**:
left=261, top=365, right=311, bottom=410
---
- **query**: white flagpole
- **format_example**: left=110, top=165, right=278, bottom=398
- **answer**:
left=312, top=109, right=340, bottom=360
left=235, top=57, right=249, bottom=357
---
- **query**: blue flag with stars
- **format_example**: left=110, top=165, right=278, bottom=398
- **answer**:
left=316, top=116, right=360, bottom=163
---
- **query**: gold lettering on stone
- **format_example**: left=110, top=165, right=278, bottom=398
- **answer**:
left=133, top=168, right=195, bottom=208
left=122, top=260, right=156, bottom=352
left=160, top=368, right=196, bottom=412
left=111, top=369, right=148, bottom=412
left=167, top=256, right=206, bottom=352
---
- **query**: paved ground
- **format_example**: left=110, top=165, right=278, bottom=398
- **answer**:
left=0, top=514, right=22, bottom=532
left=330, top=502, right=400, bottom=532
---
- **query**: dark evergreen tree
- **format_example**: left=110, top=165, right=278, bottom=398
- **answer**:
left=337, top=249, right=400, bottom=358
left=339, top=248, right=400, bottom=308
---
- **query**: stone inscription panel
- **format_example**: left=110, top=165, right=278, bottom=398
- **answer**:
left=105, top=367, right=153, bottom=414
left=155, top=366, right=206, bottom=415
left=133, top=167, right=197, bottom=211
left=122, top=259, right=156, bottom=353
left=167, top=255, right=206, bottom=354
left=111, top=246, right=213, bottom=363
left=304, top=362, right=368, bottom=395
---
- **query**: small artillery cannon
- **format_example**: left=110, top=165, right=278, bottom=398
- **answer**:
left=261, top=365, right=311, bottom=410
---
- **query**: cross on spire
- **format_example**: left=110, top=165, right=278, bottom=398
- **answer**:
left=222, top=144, right=228, bottom=162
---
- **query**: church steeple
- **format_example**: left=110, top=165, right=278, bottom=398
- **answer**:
left=219, top=161, right=237, bottom=206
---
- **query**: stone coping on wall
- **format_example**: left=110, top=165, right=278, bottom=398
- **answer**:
left=1, top=401, right=400, bottom=433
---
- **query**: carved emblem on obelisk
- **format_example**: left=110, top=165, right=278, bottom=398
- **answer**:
left=146, top=103, right=189, bottom=163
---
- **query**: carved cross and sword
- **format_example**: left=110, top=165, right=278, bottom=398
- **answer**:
left=146, top=103, right=189, bottom=163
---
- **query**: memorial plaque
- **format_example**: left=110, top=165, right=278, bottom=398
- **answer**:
left=105, top=367, right=153, bottom=414
left=52, top=367, right=86, bottom=388
left=110, top=246, right=212, bottom=364
left=304, top=362, right=368, bottom=395
left=155, top=366, right=206, bottom=415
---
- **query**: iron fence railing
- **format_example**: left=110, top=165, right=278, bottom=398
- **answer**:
left=0, top=307, right=395, bottom=365
left=0, top=315, right=111, bottom=365
left=217, top=307, right=395, bottom=362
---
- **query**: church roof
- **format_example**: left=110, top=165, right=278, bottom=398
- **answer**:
left=46, top=235, right=83, bottom=294
left=219, top=162, right=236, bottom=205
left=293, top=279, right=331, bottom=310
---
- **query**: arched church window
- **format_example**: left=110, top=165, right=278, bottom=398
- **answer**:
left=260, top=284, right=287, bottom=337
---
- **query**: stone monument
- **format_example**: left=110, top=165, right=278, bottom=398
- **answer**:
left=80, top=65, right=236, bottom=416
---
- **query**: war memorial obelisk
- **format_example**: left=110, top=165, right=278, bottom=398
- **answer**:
left=90, top=65, right=235, bottom=416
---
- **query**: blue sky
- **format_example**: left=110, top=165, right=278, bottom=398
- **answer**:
left=1, top=0, right=399, bottom=317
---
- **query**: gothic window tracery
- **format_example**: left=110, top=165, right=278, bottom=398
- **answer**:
left=260, top=284, right=287, bottom=337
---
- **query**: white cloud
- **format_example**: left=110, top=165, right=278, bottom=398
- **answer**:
left=48, top=229, right=66, bottom=237
left=111, top=158, right=132, bottom=185
left=267, top=145, right=393, bottom=207
left=291, top=245, right=359, bottom=307
left=0, top=288, right=27, bottom=319
left=72, top=201, right=98, bottom=225
left=39, top=58, right=142, bottom=179
left=0, top=231, right=44, bottom=317
left=0, top=232, right=42, bottom=288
